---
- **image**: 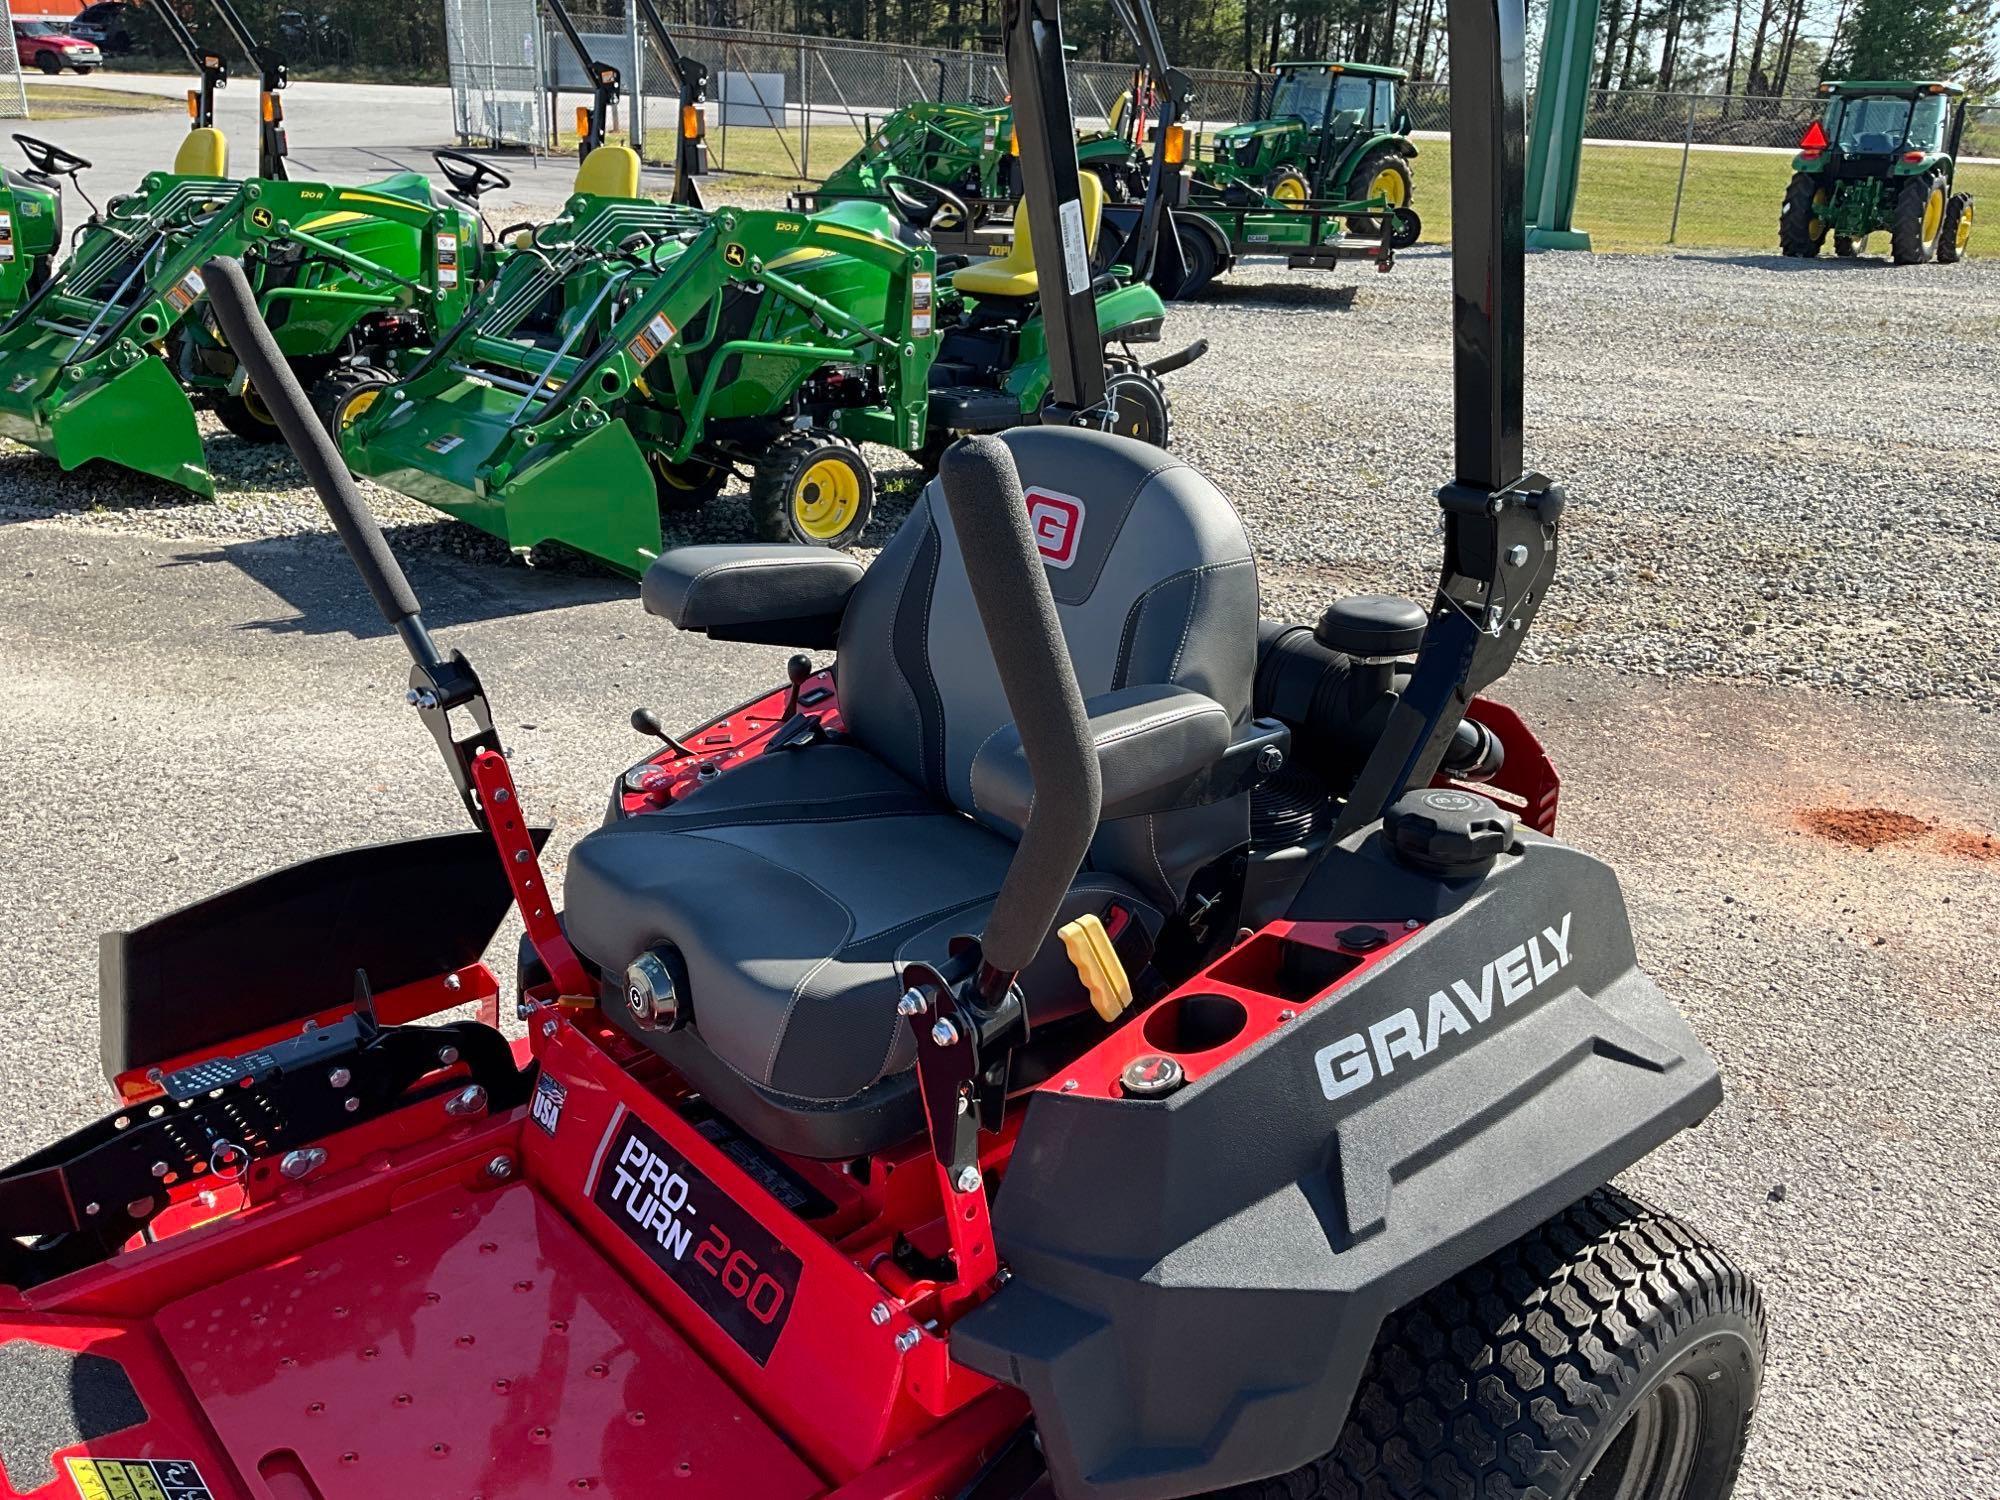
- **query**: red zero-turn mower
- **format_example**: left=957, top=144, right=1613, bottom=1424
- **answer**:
left=0, top=0, right=1765, bottom=1495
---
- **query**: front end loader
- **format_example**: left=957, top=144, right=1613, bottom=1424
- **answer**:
left=0, top=170, right=477, bottom=495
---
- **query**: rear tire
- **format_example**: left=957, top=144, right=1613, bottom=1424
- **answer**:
left=749, top=430, right=874, bottom=548
left=1779, top=172, right=1827, bottom=257
left=1162, top=220, right=1220, bottom=300
left=1892, top=173, right=1946, bottom=265
left=212, top=385, right=286, bottom=444
left=1345, top=149, right=1412, bottom=236
left=309, top=364, right=393, bottom=442
left=1100, top=363, right=1170, bottom=449
left=1210, top=1187, right=1765, bottom=1500
left=1938, top=192, right=1973, bottom=264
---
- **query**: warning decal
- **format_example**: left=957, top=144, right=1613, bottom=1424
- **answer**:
left=911, top=271, right=933, bottom=337
left=0, top=211, right=15, bottom=262
left=626, top=313, right=676, bottom=368
left=66, top=1457, right=213, bottom=1500
left=438, top=231, right=460, bottom=287
left=1058, top=197, right=1090, bottom=296
left=164, top=270, right=206, bottom=314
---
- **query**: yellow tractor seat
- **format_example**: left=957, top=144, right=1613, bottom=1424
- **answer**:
left=173, top=127, right=229, bottom=179
left=575, top=144, right=641, bottom=199
left=1106, top=90, right=1130, bottom=136
left=952, top=171, right=1104, bottom=301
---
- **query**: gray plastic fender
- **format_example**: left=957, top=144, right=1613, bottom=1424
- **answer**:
left=951, top=829, right=1721, bottom=1500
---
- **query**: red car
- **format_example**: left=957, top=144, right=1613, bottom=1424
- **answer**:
left=12, top=19, right=102, bottom=74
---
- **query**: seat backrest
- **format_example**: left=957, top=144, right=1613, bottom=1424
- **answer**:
left=173, top=127, right=228, bottom=178
left=574, top=143, right=641, bottom=198
left=951, top=170, right=1104, bottom=300
left=836, top=428, right=1256, bottom=908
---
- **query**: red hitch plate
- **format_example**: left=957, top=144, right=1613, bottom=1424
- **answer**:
left=157, top=1182, right=821, bottom=1500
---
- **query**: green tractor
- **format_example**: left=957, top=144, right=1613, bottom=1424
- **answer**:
left=0, top=137, right=81, bottom=312
left=1198, top=60, right=1417, bottom=227
left=819, top=100, right=1016, bottom=210
left=333, top=169, right=1191, bottom=568
left=1780, top=79, right=1973, bottom=264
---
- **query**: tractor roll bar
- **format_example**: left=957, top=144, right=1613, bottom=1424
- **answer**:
left=633, top=0, right=708, bottom=208
left=1001, top=0, right=1104, bottom=416
left=135, top=0, right=229, bottom=133
left=543, top=0, right=621, bottom=157
left=1105, top=0, right=1190, bottom=284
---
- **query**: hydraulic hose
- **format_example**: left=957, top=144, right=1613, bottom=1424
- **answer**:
left=936, top=437, right=1102, bottom=975
left=201, top=255, right=435, bottom=665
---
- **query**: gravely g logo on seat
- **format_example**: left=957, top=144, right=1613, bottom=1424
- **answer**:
left=1315, top=913, right=1574, bottom=1102
left=1026, top=487, right=1085, bottom=569
left=592, top=1113, right=802, bottom=1363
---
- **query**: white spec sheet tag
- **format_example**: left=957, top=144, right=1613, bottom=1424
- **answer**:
left=1059, top=197, right=1089, bottom=295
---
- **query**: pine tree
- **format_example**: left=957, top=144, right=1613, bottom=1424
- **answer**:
left=1828, top=0, right=1988, bottom=80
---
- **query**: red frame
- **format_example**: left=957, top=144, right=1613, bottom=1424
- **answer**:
left=1, top=680, right=1557, bottom=1500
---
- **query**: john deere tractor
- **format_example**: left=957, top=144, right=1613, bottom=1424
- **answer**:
left=0, top=137, right=79, bottom=312
left=1199, top=60, right=1416, bottom=226
left=1780, top=79, right=1973, bottom=265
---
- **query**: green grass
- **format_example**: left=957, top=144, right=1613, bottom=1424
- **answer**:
left=1410, top=137, right=1992, bottom=257
left=24, top=82, right=179, bottom=120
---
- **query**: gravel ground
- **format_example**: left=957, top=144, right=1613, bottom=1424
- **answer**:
left=4, top=245, right=1995, bottom=702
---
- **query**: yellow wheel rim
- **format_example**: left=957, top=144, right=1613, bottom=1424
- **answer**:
left=1272, top=174, right=1307, bottom=205
left=244, top=385, right=277, bottom=426
left=1923, top=188, right=1945, bottom=243
left=338, top=388, right=379, bottom=431
left=1807, top=189, right=1829, bottom=240
left=1958, top=201, right=1974, bottom=252
left=1370, top=168, right=1407, bottom=208
left=794, top=457, right=861, bottom=540
left=651, top=453, right=702, bottom=491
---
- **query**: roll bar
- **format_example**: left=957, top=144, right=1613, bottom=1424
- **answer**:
left=999, top=0, right=1103, bottom=416
left=633, top=0, right=708, bottom=207
left=1104, top=0, right=1191, bottom=285
left=543, top=0, right=621, bottom=158
left=137, top=0, right=287, bottom=178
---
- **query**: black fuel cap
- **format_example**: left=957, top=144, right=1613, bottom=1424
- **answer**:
left=1382, top=789, right=1516, bottom=878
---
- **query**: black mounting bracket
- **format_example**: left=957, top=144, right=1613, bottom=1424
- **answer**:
left=900, top=943, right=1027, bottom=1176
left=407, top=649, right=503, bottom=830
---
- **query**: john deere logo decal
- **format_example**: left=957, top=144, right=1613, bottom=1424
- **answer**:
left=250, top=206, right=274, bottom=229
left=723, top=242, right=747, bottom=267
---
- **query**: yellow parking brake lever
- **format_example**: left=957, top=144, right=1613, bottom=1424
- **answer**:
left=1059, top=913, right=1132, bottom=1024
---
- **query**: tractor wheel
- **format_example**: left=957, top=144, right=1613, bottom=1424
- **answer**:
left=1161, top=221, right=1220, bottom=300
left=1939, top=193, right=1974, bottom=265
left=1100, top=364, right=1170, bottom=450
left=649, top=453, right=730, bottom=513
left=1779, top=172, right=1828, bottom=257
left=213, top=383, right=287, bottom=444
left=310, top=364, right=393, bottom=441
left=750, top=431, right=874, bottom=548
left=1892, top=173, right=1948, bottom=266
left=1210, top=1187, right=1765, bottom=1500
left=1345, top=149, right=1412, bottom=236
left=1264, top=167, right=1311, bottom=208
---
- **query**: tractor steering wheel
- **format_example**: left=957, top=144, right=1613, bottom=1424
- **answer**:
left=14, top=133, right=91, bottom=179
left=434, top=149, right=511, bottom=203
left=881, top=172, right=970, bottom=235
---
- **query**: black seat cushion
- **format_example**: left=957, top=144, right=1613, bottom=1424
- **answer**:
left=564, top=743, right=1158, bottom=1108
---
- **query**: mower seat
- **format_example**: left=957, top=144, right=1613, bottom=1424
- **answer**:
left=173, top=127, right=228, bottom=179
left=575, top=144, right=642, bottom=199
left=952, top=170, right=1104, bottom=301
left=563, top=428, right=1258, bottom=1156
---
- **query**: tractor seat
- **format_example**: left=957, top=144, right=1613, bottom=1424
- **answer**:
left=952, top=169, right=1104, bottom=300
left=574, top=143, right=642, bottom=199
left=562, top=428, right=1259, bottom=1158
left=173, top=127, right=228, bottom=179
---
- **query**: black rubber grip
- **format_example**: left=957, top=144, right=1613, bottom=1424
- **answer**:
left=201, top=257, right=422, bottom=629
left=937, top=436, right=1102, bottom=973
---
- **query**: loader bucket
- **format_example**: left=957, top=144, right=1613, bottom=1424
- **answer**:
left=343, top=380, right=662, bottom=576
left=0, top=348, right=212, bottom=497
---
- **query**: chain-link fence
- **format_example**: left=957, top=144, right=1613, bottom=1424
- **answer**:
left=0, top=3, right=28, bottom=122
left=446, top=0, right=546, bottom=147
left=442, top=13, right=1994, bottom=257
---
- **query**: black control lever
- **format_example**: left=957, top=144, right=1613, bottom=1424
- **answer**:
left=631, top=707, right=694, bottom=756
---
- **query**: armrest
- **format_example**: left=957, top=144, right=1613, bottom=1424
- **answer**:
left=971, top=684, right=1234, bottom=836
left=641, top=544, right=864, bottom=649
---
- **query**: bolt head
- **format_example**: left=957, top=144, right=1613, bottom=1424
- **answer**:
left=493, top=787, right=511, bottom=802
left=895, top=988, right=928, bottom=1018
left=541, top=1019, right=558, bottom=1038
left=1256, top=743, right=1284, bottom=773
left=280, top=1147, right=326, bottom=1181
left=444, top=973, right=463, bottom=991
left=513, top=849, right=530, bottom=864
left=870, top=1302, right=893, bottom=1326
left=438, top=1046, right=460, bottom=1066
left=929, top=1018, right=960, bottom=1047
left=328, top=1066, right=352, bottom=1089
left=1506, top=543, right=1530, bottom=567
left=344, top=1097, right=361, bottom=1113
left=486, top=1155, right=515, bottom=1181
left=446, top=1084, right=488, bottom=1117
left=954, top=1165, right=982, bottom=1194
left=894, top=1327, right=921, bottom=1354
